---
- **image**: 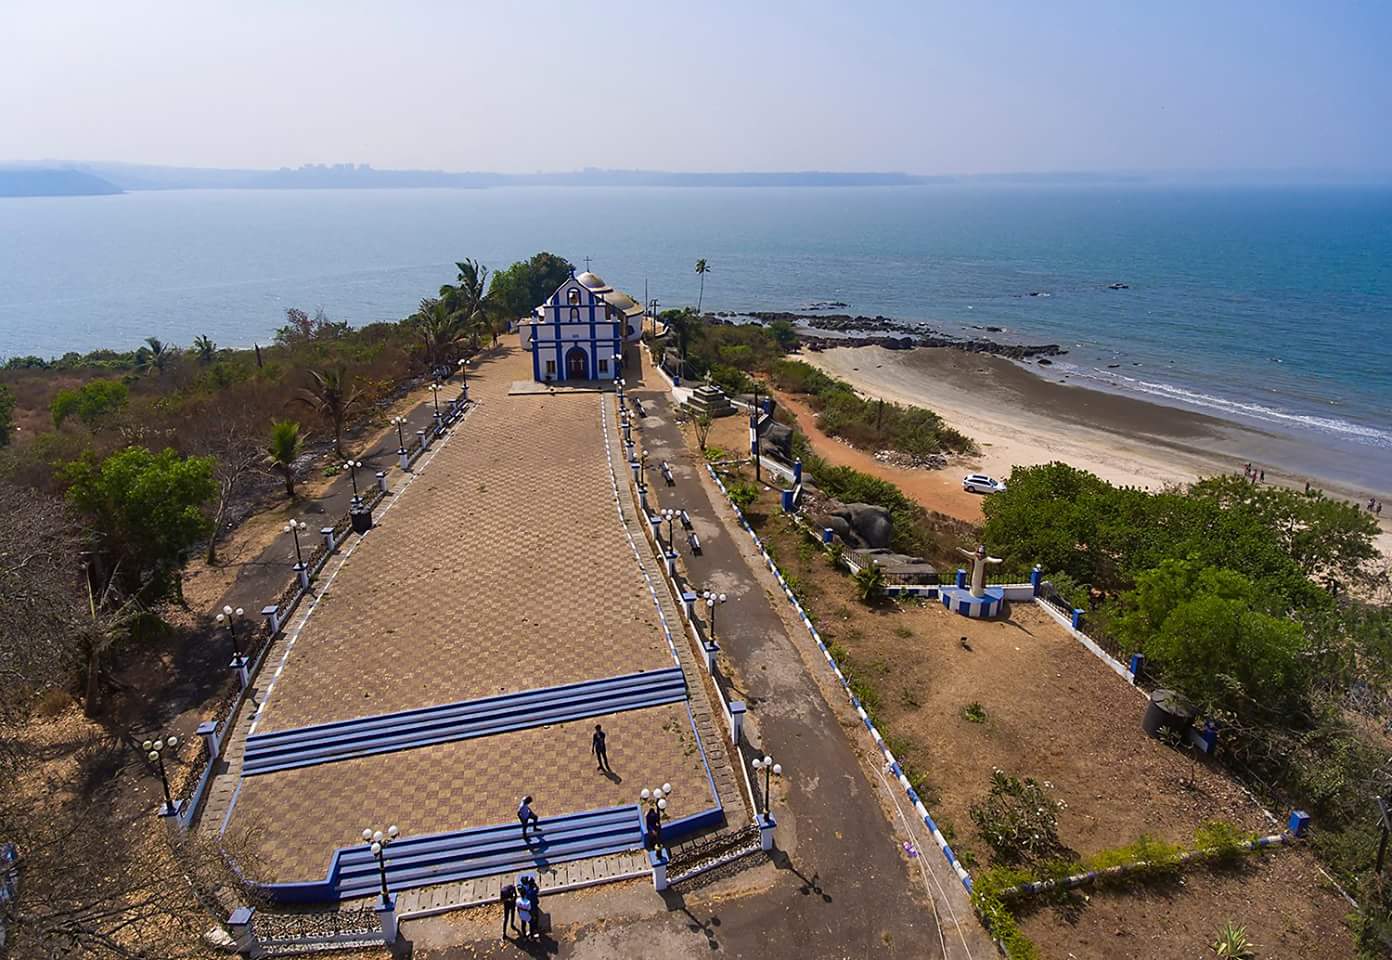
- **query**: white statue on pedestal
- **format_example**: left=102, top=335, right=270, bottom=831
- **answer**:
left=959, top=544, right=1003, bottom=598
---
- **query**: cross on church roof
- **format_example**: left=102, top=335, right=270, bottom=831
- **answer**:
left=583, top=256, right=593, bottom=271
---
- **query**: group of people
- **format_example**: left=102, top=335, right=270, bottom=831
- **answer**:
left=1243, top=463, right=1265, bottom=484
left=499, top=873, right=542, bottom=941
left=1367, top=496, right=1384, bottom=516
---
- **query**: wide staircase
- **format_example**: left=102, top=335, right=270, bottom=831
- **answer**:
left=266, top=805, right=646, bottom=903
left=242, top=668, right=686, bottom=776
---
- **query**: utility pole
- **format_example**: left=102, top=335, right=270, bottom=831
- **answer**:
left=1377, top=796, right=1391, bottom=873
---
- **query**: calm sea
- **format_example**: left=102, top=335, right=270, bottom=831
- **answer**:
left=1, top=185, right=1390, bottom=469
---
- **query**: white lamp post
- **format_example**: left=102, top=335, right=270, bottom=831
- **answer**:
left=702, top=591, right=728, bottom=641
left=344, top=459, right=365, bottom=505
left=143, top=735, right=179, bottom=814
left=751, top=756, right=783, bottom=816
left=215, top=605, right=246, bottom=660
left=661, top=509, right=677, bottom=552
left=361, top=824, right=400, bottom=905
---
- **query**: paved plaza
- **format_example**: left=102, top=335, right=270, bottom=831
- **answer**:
left=222, top=348, right=729, bottom=886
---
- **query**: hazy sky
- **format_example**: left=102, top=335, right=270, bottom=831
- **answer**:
left=3, top=1, right=1389, bottom=175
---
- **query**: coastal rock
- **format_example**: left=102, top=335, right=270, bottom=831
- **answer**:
left=826, top=502, right=894, bottom=549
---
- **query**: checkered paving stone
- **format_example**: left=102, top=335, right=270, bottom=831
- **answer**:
left=228, top=702, right=711, bottom=883
left=251, top=349, right=674, bottom=735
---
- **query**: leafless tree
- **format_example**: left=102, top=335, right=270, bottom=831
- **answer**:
left=187, top=415, right=263, bottom=565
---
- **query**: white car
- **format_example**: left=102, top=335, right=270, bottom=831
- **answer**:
left=962, top=473, right=1007, bottom=495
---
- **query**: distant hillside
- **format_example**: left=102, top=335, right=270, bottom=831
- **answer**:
left=78, top=162, right=938, bottom=191
left=0, top=168, right=123, bottom=197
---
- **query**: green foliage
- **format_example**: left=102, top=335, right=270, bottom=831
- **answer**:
left=488, top=251, right=574, bottom=320
left=50, top=379, right=129, bottom=430
left=852, top=561, right=885, bottom=603
left=1083, top=834, right=1183, bottom=874
left=727, top=480, right=759, bottom=511
left=703, top=445, right=728, bottom=462
left=806, top=455, right=937, bottom=557
left=768, top=318, right=799, bottom=351
left=984, top=461, right=1371, bottom=609
left=1117, top=558, right=1309, bottom=718
left=827, top=541, right=846, bottom=570
left=63, top=446, right=216, bottom=599
left=274, top=307, right=349, bottom=346
left=1211, top=921, right=1257, bottom=958
left=962, top=701, right=987, bottom=723
left=767, top=359, right=974, bottom=458
left=0, top=383, right=14, bottom=446
left=265, top=420, right=305, bottom=497
left=969, top=770, right=1064, bottom=864
left=971, top=869, right=1041, bottom=960
left=1193, top=819, right=1255, bottom=862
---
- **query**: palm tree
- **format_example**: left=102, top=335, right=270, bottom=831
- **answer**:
left=853, top=561, right=885, bottom=604
left=140, top=336, right=173, bottom=376
left=413, top=297, right=467, bottom=370
left=265, top=420, right=305, bottom=497
left=442, top=258, right=492, bottom=349
left=294, top=367, right=361, bottom=458
left=694, top=258, right=711, bottom=315
left=192, top=335, right=217, bottom=365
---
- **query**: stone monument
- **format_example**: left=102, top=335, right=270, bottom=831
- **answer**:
left=683, top=378, right=736, bottom=419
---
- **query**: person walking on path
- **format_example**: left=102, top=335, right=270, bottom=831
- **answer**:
left=518, top=795, right=540, bottom=838
left=592, top=723, right=612, bottom=773
left=515, top=876, right=534, bottom=939
left=499, top=880, right=519, bottom=939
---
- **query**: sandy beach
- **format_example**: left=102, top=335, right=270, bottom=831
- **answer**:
left=794, top=345, right=1392, bottom=554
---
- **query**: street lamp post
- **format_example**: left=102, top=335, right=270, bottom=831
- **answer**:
left=614, top=352, right=623, bottom=377
left=750, top=383, right=763, bottom=483
left=457, top=359, right=470, bottom=400
left=360, top=825, right=400, bottom=906
left=143, top=735, right=179, bottom=814
left=639, top=783, right=673, bottom=852
left=661, top=509, right=677, bottom=553
left=286, top=520, right=309, bottom=588
left=751, top=755, right=783, bottom=816
left=391, top=416, right=408, bottom=451
left=344, top=459, right=365, bottom=505
left=702, top=591, right=728, bottom=641
left=215, top=604, right=245, bottom=661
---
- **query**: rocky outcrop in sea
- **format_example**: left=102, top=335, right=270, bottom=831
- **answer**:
left=738, top=311, right=1065, bottom=359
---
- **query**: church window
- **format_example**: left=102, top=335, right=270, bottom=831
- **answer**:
left=567, top=288, right=581, bottom=305
left=598, top=358, right=609, bottom=373
left=545, top=359, right=556, bottom=376
left=569, top=306, right=580, bottom=322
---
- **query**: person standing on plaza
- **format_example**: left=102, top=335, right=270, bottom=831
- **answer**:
left=645, top=803, right=664, bottom=856
left=518, top=795, right=540, bottom=838
left=499, top=879, right=519, bottom=939
left=592, top=723, right=612, bottom=773
left=524, top=875, right=542, bottom=940
left=515, top=875, right=534, bottom=938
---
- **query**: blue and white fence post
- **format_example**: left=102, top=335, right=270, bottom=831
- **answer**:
left=822, top=527, right=834, bottom=545
left=955, top=568, right=967, bottom=589
left=1030, top=565, right=1042, bottom=596
left=1128, top=652, right=1145, bottom=683
left=1288, top=810, right=1311, bottom=837
left=261, top=604, right=282, bottom=636
left=321, top=526, right=336, bottom=555
left=376, top=471, right=387, bottom=495
left=417, top=428, right=429, bottom=452
left=793, top=459, right=803, bottom=484
left=1072, top=608, right=1085, bottom=631
left=780, top=488, right=796, bottom=512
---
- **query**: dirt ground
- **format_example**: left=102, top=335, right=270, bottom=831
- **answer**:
left=739, top=481, right=1359, bottom=958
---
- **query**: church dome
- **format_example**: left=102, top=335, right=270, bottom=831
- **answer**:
left=576, top=271, right=612, bottom=293
left=604, top=290, right=637, bottom=311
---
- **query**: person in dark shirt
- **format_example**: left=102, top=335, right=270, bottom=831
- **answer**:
left=645, top=804, right=664, bottom=856
left=592, top=723, right=611, bottom=773
left=499, top=880, right=518, bottom=939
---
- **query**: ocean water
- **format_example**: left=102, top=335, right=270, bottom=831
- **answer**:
left=1, top=184, right=1390, bottom=468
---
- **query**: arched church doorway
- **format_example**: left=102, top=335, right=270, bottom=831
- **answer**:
left=565, top=346, right=588, bottom=380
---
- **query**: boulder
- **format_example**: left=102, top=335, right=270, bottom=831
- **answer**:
left=826, top=502, right=893, bottom=549
left=759, top=420, right=794, bottom=460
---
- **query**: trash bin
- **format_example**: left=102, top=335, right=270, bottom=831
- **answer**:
left=350, top=507, right=374, bottom=534
left=1142, top=688, right=1197, bottom=739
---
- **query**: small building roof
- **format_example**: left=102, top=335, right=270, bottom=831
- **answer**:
left=576, top=271, right=612, bottom=293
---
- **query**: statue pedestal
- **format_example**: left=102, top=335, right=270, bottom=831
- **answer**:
left=939, top=585, right=1004, bottom=619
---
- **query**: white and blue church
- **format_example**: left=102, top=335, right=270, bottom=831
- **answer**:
left=519, top=269, right=645, bottom=382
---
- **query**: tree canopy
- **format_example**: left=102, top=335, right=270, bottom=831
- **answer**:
left=50, top=378, right=129, bottom=430
left=63, top=446, right=216, bottom=599
left=488, top=252, right=575, bottom=320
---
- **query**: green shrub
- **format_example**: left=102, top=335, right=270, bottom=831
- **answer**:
left=969, top=770, right=1064, bottom=864
left=962, top=701, right=987, bottom=724
left=852, top=561, right=885, bottom=604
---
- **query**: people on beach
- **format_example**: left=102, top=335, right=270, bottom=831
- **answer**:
left=518, top=795, right=540, bottom=838
left=592, top=723, right=611, bottom=773
left=499, top=880, right=519, bottom=939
